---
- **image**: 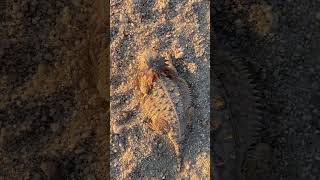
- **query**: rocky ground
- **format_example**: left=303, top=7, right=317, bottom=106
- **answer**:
left=214, top=0, right=320, bottom=179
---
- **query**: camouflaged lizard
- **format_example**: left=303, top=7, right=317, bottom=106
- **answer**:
left=136, top=49, right=193, bottom=171
left=212, top=50, right=272, bottom=180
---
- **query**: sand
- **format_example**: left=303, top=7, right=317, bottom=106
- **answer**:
left=110, top=0, right=210, bottom=179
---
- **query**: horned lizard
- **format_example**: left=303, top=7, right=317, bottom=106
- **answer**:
left=135, top=49, right=193, bottom=171
left=212, top=50, right=272, bottom=180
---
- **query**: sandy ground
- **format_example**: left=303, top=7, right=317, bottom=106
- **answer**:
left=1, top=0, right=319, bottom=180
left=110, top=0, right=210, bottom=179
left=1, top=0, right=109, bottom=179
left=214, top=0, right=320, bottom=179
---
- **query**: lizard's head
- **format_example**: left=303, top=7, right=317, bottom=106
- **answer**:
left=146, top=56, right=176, bottom=80
left=137, top=50, right=177, bottom=96
left=146, top=56, right=167, bottom=74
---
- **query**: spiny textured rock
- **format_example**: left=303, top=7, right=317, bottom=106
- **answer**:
left=136, top=49, right=193, bottom=171
left=212, top=50, right=272, bottom=180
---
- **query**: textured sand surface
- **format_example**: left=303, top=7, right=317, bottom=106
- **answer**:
left=1, top=0, right=109, bottom=179
left=110, top=0, right=210, bottom=179
left=214, top=0, right=320, bottom=179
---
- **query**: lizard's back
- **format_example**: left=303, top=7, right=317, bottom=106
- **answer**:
left=140, top=75, right=191, bottom=171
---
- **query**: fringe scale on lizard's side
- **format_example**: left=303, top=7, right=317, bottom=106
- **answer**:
left=212, top=50, right=272, bottom=180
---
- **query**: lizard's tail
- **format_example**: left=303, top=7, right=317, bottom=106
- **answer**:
left=177, top=141, right=187, bottom=172
left=177, top=147, right=183, bottom=172
left=168, top=136, right=185, bottom=172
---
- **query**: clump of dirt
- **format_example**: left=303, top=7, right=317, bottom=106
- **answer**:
left=110, top=0, right=210, bottom=179
left=0, top=0, right=109, bottom=179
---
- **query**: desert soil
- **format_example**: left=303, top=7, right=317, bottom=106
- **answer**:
left=110, top=0, right=210, bottom=179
